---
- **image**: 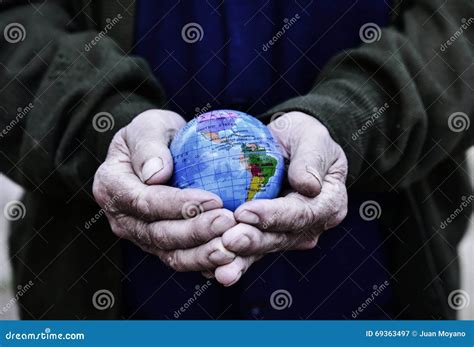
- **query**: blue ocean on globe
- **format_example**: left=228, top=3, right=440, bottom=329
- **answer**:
left=170, top=110, right=285, bottom=211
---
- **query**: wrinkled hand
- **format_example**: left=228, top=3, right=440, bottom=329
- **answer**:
left=212, top=112, right=348, bottom=286
left=93, top=110, right=237, bottom=272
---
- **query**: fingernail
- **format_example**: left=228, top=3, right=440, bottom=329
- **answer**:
left=229, top=235, right=251, bottom=252
left=201, top=199, right=222, bottom=211
left=209, top=249, right=235, bottom=265
left=211, top=215, right=235, bottom=234
left=224, top=270, right=243, bottom=287
left=236, top=210, right=260, bottom=224
left=142, top=157, right=164, bottom=183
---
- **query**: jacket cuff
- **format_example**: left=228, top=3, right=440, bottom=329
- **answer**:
left=260, top=81, right=387, bottom=184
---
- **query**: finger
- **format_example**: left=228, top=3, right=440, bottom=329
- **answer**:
left=158, top=238, right=236, bottom=272
left=221, top=223, right=320, bottom=255
left=215, top=255, right=261, bottom=287
left=96, top=156, right=223, bottom=221
left=111, top=209, right=236, bottom=250
left=310, top=176, right=348, bottom=230
left=268, top=112, right=330, bottom=197
left=235, top=174, right=348, bottom=233
left=125, top=110, right=185, bottom=184
left=286, top=151, right=326, bottom=197
left=234, top=192, right=315, bottom=232
left=147, top=209, right=236, bottom=250
left=108, top=171, right=222, bottom=220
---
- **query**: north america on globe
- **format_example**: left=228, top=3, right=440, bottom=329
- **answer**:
left=170, top=110, right=284, bottom=211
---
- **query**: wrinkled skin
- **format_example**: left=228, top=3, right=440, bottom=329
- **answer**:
left=93, top=110, right=237, bottom=272
left=93, top=110, right=348, bottom=286
left=210, top=112, right=348, bottom=286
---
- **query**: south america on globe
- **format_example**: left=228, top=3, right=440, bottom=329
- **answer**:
left=170, top=110, right=285, bottom=211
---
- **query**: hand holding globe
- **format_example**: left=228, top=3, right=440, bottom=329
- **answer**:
left=93, top=110, right=238, bottom=275
left=191, top=111, right=349, bottom=286
left=93, top=109, right=348, bottom=286
left=169, top=110, right=348, bottom=286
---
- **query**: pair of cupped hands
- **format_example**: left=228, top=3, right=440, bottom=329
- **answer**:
left=93, top=110, right=348, bottom=286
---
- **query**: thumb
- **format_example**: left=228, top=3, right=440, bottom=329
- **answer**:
left=268, top=112, right=328, bottom=198
left=287, top=147, right=326, bottom=197
left=125, top=110, right=185, bottom=185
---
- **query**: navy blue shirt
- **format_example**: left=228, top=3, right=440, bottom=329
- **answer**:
left=123, top=0, right=394, bottom=319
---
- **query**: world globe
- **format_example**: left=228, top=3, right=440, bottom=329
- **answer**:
left=170, top=109, right=285, bottom=211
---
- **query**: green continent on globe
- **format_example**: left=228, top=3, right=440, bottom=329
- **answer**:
left=240, top=143, right=278, bottom=201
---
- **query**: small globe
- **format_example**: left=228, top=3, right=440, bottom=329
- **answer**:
left=170, top=109, right=285, bottom=211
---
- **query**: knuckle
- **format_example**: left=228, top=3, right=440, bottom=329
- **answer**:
left=287, top=196, right=314, bottom=231
left=108, top=215, right=129, bottom=239
left=200, top=211, right=216, bottom=225
left=110, top=224, right=126, bottom=239
left=299, top=204, right=316, bottom=230
left=92, top=165, right=108, bottom=205
left=331, top=146, right=348, bottom=179
left=112, top=128, right=126, bottom=144
left=129, top=219, right=143, bottom=238
left=167, top=252, right=185, bottom=272
left=133, top=223, right=152, bottom=247
left=149, top=224, right=171, bottom=250
left=332, top=186, right=348, bottom=226
left=196, top=251, right=210, bottom=269
left=183, top=215, right=211, bottom=247
left=131, top=187, right=152, bottom=218
left=209, top=237, right=224, bottom=250
left=325, top=205, right=347, bottom=230
left=201, top=209, right=233, bottom=238
left=171, top=189, right=186, bottom=216
left=188, top=227, right=204, bottom=246
left=273, top=234, right=289, bottom=251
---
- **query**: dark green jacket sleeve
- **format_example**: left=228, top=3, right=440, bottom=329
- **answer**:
left=265, top=0, right=473, bottom=189
left=0, top=1, right=164, bottom=200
